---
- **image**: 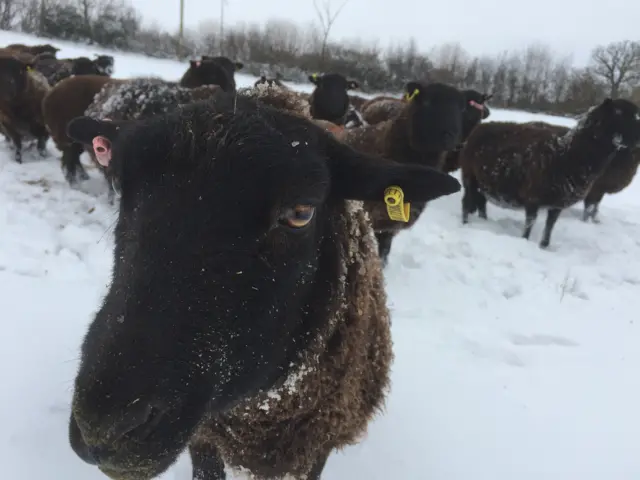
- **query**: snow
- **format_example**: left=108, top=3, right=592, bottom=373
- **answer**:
left=2, top=30, right=640, bottom=480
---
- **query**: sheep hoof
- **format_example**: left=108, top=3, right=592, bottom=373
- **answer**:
left=539, top=241, right=550, bottom=249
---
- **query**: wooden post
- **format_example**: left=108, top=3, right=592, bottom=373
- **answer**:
left=178, top=0, right=185, bottom=58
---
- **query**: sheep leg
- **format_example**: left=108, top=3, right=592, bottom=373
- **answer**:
left=2, top=123, right=23, bottom=163
left=539, top=208, right=562, bottom=249
left=583, top=191, right=604, bottom=223
left=462, top=173, right=482, bottom=223
left=33, top=125, right=49, bottom=157
left=522, top=205, right=539, bottom=240
left=189, top=443, right=226, bottom=480
left=475, top=191, right=488, bottom=219
left=62, top=144, right=90, bottom=185
left=307, top=449, right=331, bottom=480
left=375, top=232, right=394, bottom=266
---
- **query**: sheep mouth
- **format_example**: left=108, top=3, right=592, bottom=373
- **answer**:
left=68, top=412, right=181, bottom=478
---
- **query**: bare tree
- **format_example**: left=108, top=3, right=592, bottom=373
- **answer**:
left=590, top=40, right=640, bottom=98
left=313, top=0, right=349, bottom=69
left=0, top=0, right=25, bottom=29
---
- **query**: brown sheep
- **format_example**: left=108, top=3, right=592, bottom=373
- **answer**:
left=42, top=74, right=122, bottom=183
left=460, top=99, right=640, bottom=248
left=339, top=81, right=469, bottom=264
left=238, top=83, right=312, bottom=117
left=0, top=47, right=35, bottom=64
left=0, top=56, right=50, bottom=163
left=6, top=43, right=59, bottom=57
left=360, top=94, right=399, bottom=113
left=361, top=97, right=404, bottom=125
left=65, top=93, right=460, bottom=480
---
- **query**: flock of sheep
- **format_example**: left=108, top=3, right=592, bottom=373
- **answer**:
left=1, top=41, right=640, bottom=480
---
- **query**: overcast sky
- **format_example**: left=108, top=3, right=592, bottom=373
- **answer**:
left=132, top=0, right=639, bottom=66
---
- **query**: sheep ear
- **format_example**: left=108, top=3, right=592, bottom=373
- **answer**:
left=347, top=80, right=359, bottom=90
left=308, top=74, right=319, bottom=85
left=234, top=61, right=244, bottom=70
left=190, top=60, right=201, bottom=68
left=323, top=133, right=461, bottom=203
left=66, top=116, right=123, bottom=145
left=482, top=93, right=493, bottom=102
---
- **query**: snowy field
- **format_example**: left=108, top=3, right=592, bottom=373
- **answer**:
left=1, top=31, right=640, bottom=480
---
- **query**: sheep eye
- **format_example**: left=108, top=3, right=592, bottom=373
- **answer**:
left=280, top=205, right=315, bottom=229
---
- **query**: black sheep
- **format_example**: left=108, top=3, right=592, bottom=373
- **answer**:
left=65, top=94, right=460, bottom=480
left=308, top=72, right=359, bottom=125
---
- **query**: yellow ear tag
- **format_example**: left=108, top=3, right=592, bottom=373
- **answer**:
left=404, top=88, right=419, bottom=102
left=312, top=73, right=318, bottom=80
left=26, top=66, right=32, bottom=72
left=384, top=186, right=410, bottom=222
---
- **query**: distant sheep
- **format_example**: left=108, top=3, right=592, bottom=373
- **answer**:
left=459, top=99, right=640, bottom=248
left=6, top=43, right=59, bottom=57
left=180, top=55, right=242, bottom=92
left=254, top=74, right=287, bottom=88
left=93, top=54, right=114, bottom=75
left=33, top=54, right=109, bottom=87
left=308, top=72, right=359, bottom=125
left=45, top=60, right=228, bottom=186
left=528, top=121, right=640, bottom=222
left=66, top=93, right=460, bottom=480
left=0, top=56, right=50, bottom=163
left=339, top=81, right=468, bottom=263
left=42, top=74, right=121, bottom=183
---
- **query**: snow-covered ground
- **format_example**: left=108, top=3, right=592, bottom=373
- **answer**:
left=1, top=31, right=640, bottom=480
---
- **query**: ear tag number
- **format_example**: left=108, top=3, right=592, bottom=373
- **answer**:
left=384, top=186, right=410, bottom=222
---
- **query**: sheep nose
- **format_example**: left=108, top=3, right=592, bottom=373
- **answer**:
left=75, top=400, right=169, bottom=448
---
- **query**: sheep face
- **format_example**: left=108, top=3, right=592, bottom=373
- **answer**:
left=405, top=81, right=467, bottom=153
left=308, top=73, right=359, bottom=124
left=0, top=57, right=29, bottom=102
left=461, top=89, right=491, bottom=139
left=65, top=97, right=460, bottom=480
left=71, top=57, right=103, bottom=76
left=94, top=55, right=115, bottom=75
left=181, top=58, right=236, bottom=92
left=586, top=98, right=640, bottom=149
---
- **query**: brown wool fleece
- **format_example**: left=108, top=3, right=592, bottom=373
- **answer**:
left=0, top=68, right=49, bottom=139
left=191, top=200, right=393, bottom=479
